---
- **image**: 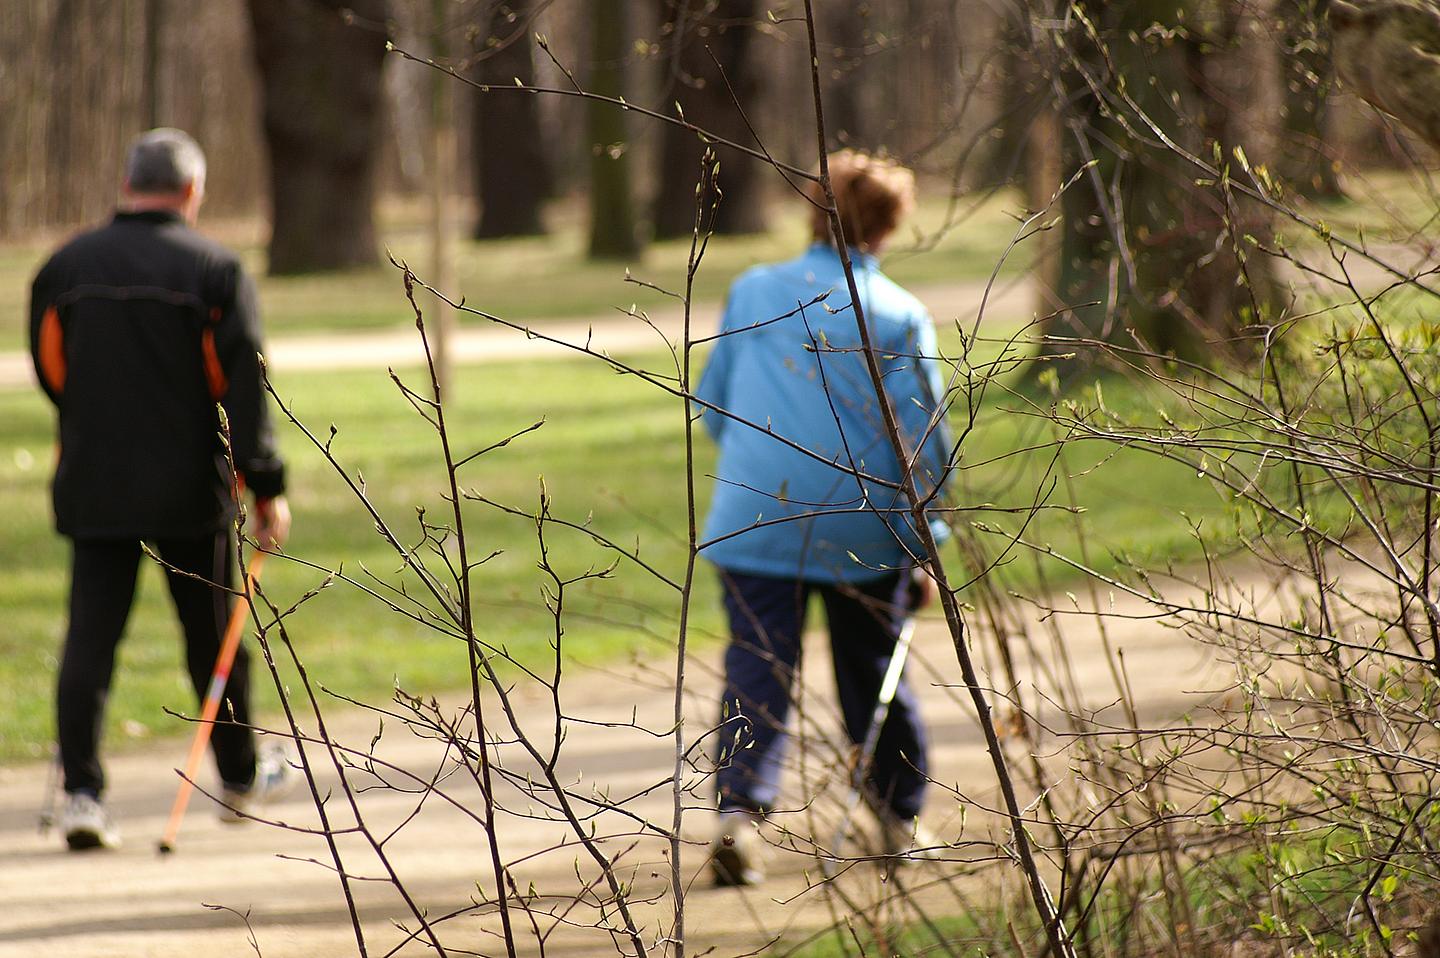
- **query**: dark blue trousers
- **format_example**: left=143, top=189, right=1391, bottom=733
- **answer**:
left=714, top=568, right=929, bottom=821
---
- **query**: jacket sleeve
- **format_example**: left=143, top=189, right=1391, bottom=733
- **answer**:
left=28, top=259, right=65, bottom=405
left=889, top=311, right=953, bottom=515
left=212, top=264, right=286, bottom=499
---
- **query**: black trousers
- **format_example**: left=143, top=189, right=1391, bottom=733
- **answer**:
left=715, top=569, right=929, bottom=821
left=58, top=533, right=256, bottom=796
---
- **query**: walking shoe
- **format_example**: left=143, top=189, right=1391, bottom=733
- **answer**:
left=880, top=815, right=944, bottom=864
left=218, top=746, right=300, bottom=824
left=60, top=792, right=121, bottom=851
left=711, top=810, right=766, bottom=887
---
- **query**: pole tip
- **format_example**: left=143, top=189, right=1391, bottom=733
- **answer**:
left=157, top=841, right=174, bottom=855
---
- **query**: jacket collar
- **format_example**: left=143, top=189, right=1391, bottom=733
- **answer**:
left=113, top=208, right=184, bottom=226
left=804, top=242, right=878, bottom=272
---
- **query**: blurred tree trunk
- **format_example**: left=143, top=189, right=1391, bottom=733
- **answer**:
left=472, top=0, right=550, bottom=238
left=43, top=0, right=81, bottom=225
left=587, top=0, right=642, bottom=259
left=143, top=0, right=163, bottom=128
left=818, top=0, right=874, bottom=149
left=1042, top=0, right=1279, bottom=378
left=246, top=0, right=390, bottom=274
left=1330, top=0, right=1440, bottom=151
left=0, top=0, right=263, bottom=238
left=978, top=10, right=1040, bottom=189
left=893, top=0, right=955, bottom=160
left=652, top=0, right=766, bottom=238
left=1278, top=0, right=1343, bottom=197
left=426, top=0, right=455, bottom=396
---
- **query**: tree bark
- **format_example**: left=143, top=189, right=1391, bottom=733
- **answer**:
left=471, top=0, right=550, bottom=238
left=587, top=0, right=643, bottom=259
left=1278, top=0, right=1343, bottom=197
left=143, top=0, right=164, bottom=128
left=976, top=8, right=1043, bottom=189
left=1330, top=0, right=1440, bottom=152
left=1042, top=0, right=1280, bottom=378
left=246, top=0, right=390, bottom=275
left=427, top=0, right=455, bottom=397
left=818, top=0, right=874, bottom=149
left=652, top=0, right=766, bottom=238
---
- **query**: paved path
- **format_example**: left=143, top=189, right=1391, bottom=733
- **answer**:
left=4, top=232, right=1420, bottom=392
left=0, top=569, right=1238, bottom=958
left=0, top=272, right=1251, bottom=956
left=3, top=230, right=1425, bottom=955
left=0, top=270, right=1054, bottom=957
left=0, top=277, right=1032, bottom=391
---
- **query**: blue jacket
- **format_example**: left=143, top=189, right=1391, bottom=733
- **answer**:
left=697, top=244, right=951, bottom=582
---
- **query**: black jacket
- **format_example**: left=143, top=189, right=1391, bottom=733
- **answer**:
left=28, top=210, right=285, bottom=539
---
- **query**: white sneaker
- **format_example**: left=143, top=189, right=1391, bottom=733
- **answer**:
left=60, top=792, right=121, bottom=851
left=711, top=810, right=766, bottom=886
left=218, top=746, right=299, bottom=824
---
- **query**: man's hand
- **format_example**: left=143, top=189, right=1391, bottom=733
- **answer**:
left=253, top=495, right=291, bottom=551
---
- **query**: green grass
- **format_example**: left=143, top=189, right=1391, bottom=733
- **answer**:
left=0, top=185, right=1243, bottom=763
left=777, top=821, right=1436, bottom=958
left=781, top=910, right=986, bottom=957
left=0, top=343, right=1233, bottom=763
left=0, top=355, right=727, bottom=762
left=0, top=191, right=1026, bottom=340
left=1291, top=167, right=1440, bottom=241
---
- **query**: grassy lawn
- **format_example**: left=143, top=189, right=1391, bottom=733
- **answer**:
left=0, top=183, right=1263, bottom=765
left=0, top=337, right=1232, bottom=763
left=0, top=190, right=1026, bottom=341
left=781, top=911, right=983, bottom=958
left=774, top=820, right=1438, bottom=958
left=0, top=354, right=711, bottom=763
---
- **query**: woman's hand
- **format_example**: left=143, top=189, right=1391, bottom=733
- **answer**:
left=908, top=567, right=937, bottom=612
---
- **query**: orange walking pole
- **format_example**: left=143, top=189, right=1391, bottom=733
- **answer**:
left=157, top=550, right=267, bottom=854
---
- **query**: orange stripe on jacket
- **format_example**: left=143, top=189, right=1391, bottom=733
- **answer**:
left=38, top=305, right=66, bottom=395
left=202, top=308, right=229, bottom=401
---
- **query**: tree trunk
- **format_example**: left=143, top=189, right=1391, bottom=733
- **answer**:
left=472, top=0, right=550, bottom=238
left=0, top=0, right=264, bottom=238
left=1330, top=0, right=1440, bottom=152
left=246, top=0, right=390, bottom=275
left=427, top=0, right=455, bottom=397
left=1042, top=0, right=1279, bottom=379
left=1028, top=89, right=1064, bottom=316
left=818, top=0, right=874, bottom=150
left=587, top=0, right=642, bottom=259
left=1278, top=0, right=1343, bottom=197
left=652, top=0, right=766, bottom=238
left=143, top=0, right=163, bottom=128
left=977, top=8, right=1041, bottom=189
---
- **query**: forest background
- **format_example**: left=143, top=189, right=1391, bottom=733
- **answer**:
left=4, top=2, right=1440, bottom=957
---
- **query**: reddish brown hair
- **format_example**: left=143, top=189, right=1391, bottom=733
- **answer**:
left=807, top=150, right=916, bottom=252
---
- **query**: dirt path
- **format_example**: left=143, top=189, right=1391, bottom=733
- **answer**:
left=0, top=565, right=1241, bottom=958
left=0, top=271, right=1231, bottom=956
left=0, top=268, right=1057, bottom=957
left=0, top=276, right=1031, bottom=392
left=2, top=228, right=1423, bottom=955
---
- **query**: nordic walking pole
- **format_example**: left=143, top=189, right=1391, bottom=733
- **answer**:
left=157, top=550, right=267, bottom=855
left=826, top=615, right=918, bottom=874
left=37, top=746, right=62, bottom=834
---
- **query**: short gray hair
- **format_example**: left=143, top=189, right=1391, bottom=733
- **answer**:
left=124, top=128, right=206, bottom=195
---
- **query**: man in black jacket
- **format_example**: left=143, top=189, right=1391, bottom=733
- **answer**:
left=29, top=128, right=293, bottom=850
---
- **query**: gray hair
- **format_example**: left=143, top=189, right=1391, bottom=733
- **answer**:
left=124, top=128, right=206, bottom=195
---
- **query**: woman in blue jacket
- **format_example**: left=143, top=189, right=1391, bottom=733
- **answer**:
left=697, top=151, right=951, bottom=884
